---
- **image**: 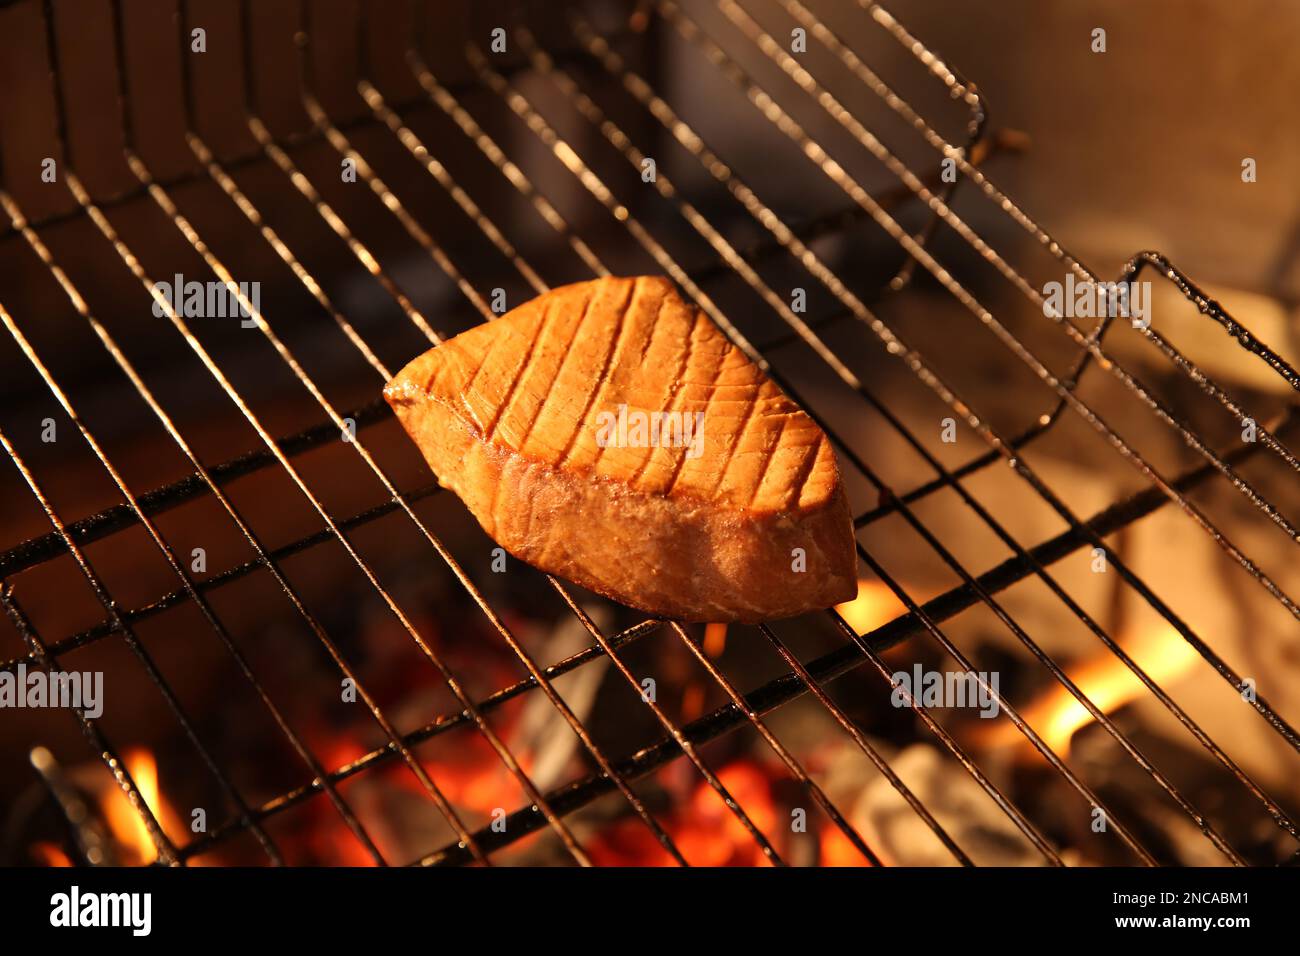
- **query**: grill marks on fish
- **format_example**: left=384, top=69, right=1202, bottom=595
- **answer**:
left=482, top=298, right=549, bottom=442
left=384, top=275, right=857, bottom=622
left=555, top=287, right=628, bottom=468
left=582, top=285, right=663, bottom=477
left=662, top=325, right=720, bottom=497
left=405, top=276, right=832, bottom=506
left=637, top=304, right=708, bottom=494
left=542, top=277, right=634, bottom=467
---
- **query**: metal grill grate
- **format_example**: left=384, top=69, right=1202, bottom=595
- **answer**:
left=1, top=0, right=1297, bottom=867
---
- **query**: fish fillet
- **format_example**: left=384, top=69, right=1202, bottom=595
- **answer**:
left=384, top=276, right=856, bottom=622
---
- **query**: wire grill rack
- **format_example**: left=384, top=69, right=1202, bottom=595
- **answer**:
left=1, top=0, right=1297, bottom=867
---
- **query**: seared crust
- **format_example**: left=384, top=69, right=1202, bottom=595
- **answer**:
left=384, top=276, right=856, bottom=622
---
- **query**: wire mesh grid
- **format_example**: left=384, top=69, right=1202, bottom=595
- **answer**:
left=0, top=0, right=1297, bottom=867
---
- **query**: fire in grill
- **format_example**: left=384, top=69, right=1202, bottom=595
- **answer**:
left=1, top=0, right=1298, bottom=869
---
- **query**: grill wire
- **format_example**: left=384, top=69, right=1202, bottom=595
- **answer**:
left=0, top=0, right=1297, bottom=867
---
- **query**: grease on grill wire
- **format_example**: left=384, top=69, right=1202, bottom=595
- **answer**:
left=384, top=276, right=857, bottom=622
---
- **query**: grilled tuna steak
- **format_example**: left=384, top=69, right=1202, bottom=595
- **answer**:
left=383, top=276, right=857, bottom=622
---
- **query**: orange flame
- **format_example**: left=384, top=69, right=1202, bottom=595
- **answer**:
left=682, top=623, right=729, bottom=721
left=100, top=748, right=188, bottom=865
left=818, top=820, right=876, bottom=867
left=984, top=624, right=1201, bottom=755
left=589, top=760, right=783, bottom=866
left=31, top=842, right=74, bottom=867
left=836, top=579, right=906, bottom=635
left=703, top=622, right=728, bottom=657
left=677, top=761, right=780, bottom=866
